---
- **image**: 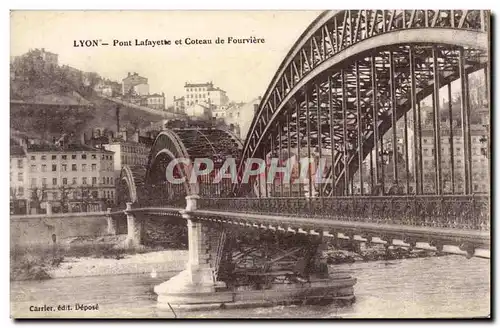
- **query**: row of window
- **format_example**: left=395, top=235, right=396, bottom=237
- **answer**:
left=186, top=87, right=209, bottom=92
left=121, top=155, right=147, bottom=165
left=30, top=163, right=112, bottom=172
left=422, top=147, right=485, bottom=156
left=30, top=154, right=112, bottom=161
left=30, top=176, right=114, bottom=187
left=187, top=93, right=209, bottom=99
left=36, top=189, right=115, bottom=201
left=121, top=145, right=148, bottom=155
left=422, top=137, right=485, bottom=144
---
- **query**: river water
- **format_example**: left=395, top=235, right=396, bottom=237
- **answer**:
left=11, top=255, right=490, bottom=319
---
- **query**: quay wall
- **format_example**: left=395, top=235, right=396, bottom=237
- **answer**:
left=10, top=213, right=111, bottom=247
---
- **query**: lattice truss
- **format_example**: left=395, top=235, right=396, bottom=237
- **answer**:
left=144, top=128, right=243, bottom=203
left=241, top=9, right=489, bottom=196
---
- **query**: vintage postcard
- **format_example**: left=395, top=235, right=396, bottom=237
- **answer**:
left=10, top=10, right=490, bottom=319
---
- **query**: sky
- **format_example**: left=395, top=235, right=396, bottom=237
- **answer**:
left=10, top=11, right=322, bottom=105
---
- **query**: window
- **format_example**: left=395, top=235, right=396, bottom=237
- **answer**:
left=92, top=191, right=98, bottom=198
left=92, top=154, right=97, bottom=159
left=52, top=164, right=57, bottom=171
left=62, top=164, right=67, bottom=171
left=30, top=155, right=36, bottom=160
left=82, top=177, right=87, bottom=185
left=82, top=154, right=87, bottom=160
left=72, top=164, right=77, bottom=171
left=41, top=155, right=46, bottom=160
left=92, top=177, right=97, bottom=185
left=52, top=192, right=58, bottom=200
left=82, top=164, right=87, bottom=172
left=52, top=155, right=57, bottom=160
left=111, top=191, right=114, bottom=199
left=423, top=139, right=428, bottom=144
left=91, top=164, right=97, bottom=171
left=62, top=155, right=67, bottom=160
left=31, top=178, right=36, bottom=187
left=63, top=178, right=68, bottom=185
left=18, top=187, right=24, bottom=195
left=72, top=177, right=77, bottom=185
left=41, top=164, right=47, bottom=172
left=42, top=178, right=47, bottom=187
left=423, top=149, right=429, bottom=156
left=17, top=159, right=23, bottom=169
left=52, top=178, right=57, bottom=186
left=30, top=165, right=36, bottom=172
left=110, top=177, right=113, bottom=184
left=17, top=173, right=23, bottom=182
left=72, top=155, right=77, bottom=159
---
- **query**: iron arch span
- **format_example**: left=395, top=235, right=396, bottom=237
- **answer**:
left=239, top=9, right=489, bottom=197
left=145, top=128, right=244, bottom=206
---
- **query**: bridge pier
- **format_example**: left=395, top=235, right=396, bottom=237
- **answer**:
left=154, top=195, right=230, bottom=309
left=106, top=208, right=117, bottom=235
left=125, top=202, right=143, bottom=248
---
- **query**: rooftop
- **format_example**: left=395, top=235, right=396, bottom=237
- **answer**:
left=144, top=93, right=165, bottom=98
left=27, top=143, right=114, bottom=153
left=185, top=82, right=213, bottom=88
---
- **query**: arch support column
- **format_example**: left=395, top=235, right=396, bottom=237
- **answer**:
left=106, top=208, right=116, bottom=235
left=125, top=202, right=142, bottom=247
left=154, top=194, right=231, bottom=309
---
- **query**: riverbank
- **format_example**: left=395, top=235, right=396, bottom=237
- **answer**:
left=325, top=246, right=445, bottom=264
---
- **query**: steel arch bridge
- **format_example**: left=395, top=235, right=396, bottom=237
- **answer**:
left=238, top=10, right=489, bottom=195
left=119, top=127, right=243, bottom=208
left=117, top=10, right=490, bottom=258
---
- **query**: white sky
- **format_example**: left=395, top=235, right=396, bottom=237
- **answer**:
left=10, top=11, right=321, bottom=105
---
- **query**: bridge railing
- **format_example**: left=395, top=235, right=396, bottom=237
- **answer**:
left=198, top=195, right=489, bottom=231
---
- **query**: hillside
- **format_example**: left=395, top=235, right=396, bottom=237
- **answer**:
left=10, top=50, right=176, bottom=140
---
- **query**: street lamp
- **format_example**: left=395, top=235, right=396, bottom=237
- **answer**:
left=479, top=124, right=489, bottom=159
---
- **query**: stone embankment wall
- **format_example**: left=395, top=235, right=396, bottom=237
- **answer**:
left=10, top=214, right=189, bottom=249
left=11, top=214, right=109, bottom=247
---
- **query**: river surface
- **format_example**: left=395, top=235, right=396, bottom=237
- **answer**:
left=11, top=255, right=490, bottom=319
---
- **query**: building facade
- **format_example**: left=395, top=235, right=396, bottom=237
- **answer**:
left=122, top=72, right=148, bottom=95
left=39, top=48, right=58, bottom=67
left=10, top=140, right=29, bottom=214
left=185, top=102, right=212, bottom=119
left=141, top=93, right=166, bottom=111
left=184, top=82, right=229, bottom=108
left=420, top=123, right=489, bottom=194
left=10, top=143, right=116, bottom=214
left=173, top=96, right=185, bottom=113
left=133, top=83, right=150, bottom=96
left=103, top=139, right=151, bottom=177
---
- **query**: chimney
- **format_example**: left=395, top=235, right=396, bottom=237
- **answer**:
left=116, top=106, right=120, bottom=133
left=80, top=132, right=86, bottom=145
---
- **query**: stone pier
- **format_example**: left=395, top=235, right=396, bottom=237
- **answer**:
left=106, top=208, right=117, bottom=235
left=125, top=202, right=143, bottom=248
